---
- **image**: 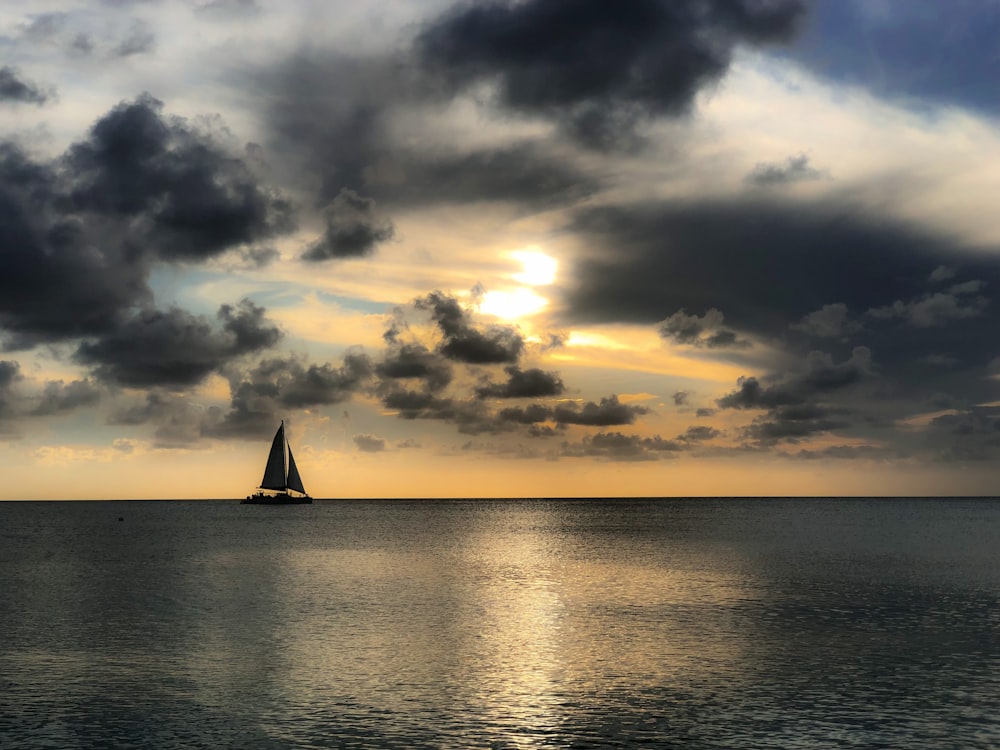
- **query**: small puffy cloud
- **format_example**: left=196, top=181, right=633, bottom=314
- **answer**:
left=475, top=366, right=565, bottom=399
left=678, top=425, right=720, bottom=442
left=658, top=308, right=750, bottom=349
left=791, top=303, right=858, bottom=338
left=418, top=292, right=524, bottom=364
left=746, top=153, right=826, bottom=186
left=0, top=66, right=52, bottom=105
left=111, top=20, right=155, bottom=58
left=353, top=433, right=387, bottom=452
left=553, top=395, right=648, bottom=426
left=375, top=343, right=453, bottom=392
left=867, top=291, right=988, bottom=328
left=31, top=379, right=101, bottom=416
left=498, top=403, right=553, bottom=425
left=929, top=265, right=956, bottom=283
left=303, top=188, right=395, bottom=261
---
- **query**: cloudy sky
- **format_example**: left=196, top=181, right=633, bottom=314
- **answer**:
left=3, top=0, right=1000, bottom=499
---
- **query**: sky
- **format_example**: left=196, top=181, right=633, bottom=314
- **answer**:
left=2, top=0, right=1000, bottom=499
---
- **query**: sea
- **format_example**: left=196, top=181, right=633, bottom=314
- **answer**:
left=1, top=498, right=998, bottom=749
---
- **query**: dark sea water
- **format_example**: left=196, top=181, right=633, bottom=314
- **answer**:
left=1, top=498, right=998, bottom=749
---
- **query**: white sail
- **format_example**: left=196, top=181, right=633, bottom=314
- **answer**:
left=259, top=422, right=287, bottom=490
left=286, top=447, right=306, bottom=495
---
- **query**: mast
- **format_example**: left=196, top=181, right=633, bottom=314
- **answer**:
left=281, top=420, right=288, bottom=486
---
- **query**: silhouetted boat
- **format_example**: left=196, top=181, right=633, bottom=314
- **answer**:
left=242, top=421, right=312, bottom=504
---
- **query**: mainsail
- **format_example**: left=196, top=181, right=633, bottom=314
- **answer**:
left=260, top=423, right=287, bottom=490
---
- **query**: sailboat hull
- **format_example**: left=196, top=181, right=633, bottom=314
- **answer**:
left=241, top=492, right=313, bottom=505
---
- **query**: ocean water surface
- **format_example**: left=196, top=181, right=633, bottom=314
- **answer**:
left=1, top=497, right=998, bottom=749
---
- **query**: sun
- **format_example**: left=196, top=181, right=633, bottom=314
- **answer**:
left=478, top=248, right=559, bottom=320
left=510, top=249, right=558, bottom=286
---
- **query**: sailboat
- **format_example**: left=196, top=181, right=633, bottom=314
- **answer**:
left=242, top=421, right=312, bottom=504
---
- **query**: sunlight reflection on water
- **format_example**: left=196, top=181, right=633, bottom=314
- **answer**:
left=1, top=498, right=999, bottom=748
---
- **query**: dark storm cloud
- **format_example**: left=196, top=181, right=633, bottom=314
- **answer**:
left=0, top=146, right=151, bottom=346
left=302, top=189, right=394, bottom=261
left=565, top=197, right=1000, bottom=408
left=0, top=96, right=293, bottom=349
left=30, top=379, right=101, bottom=416
left=418, top=292, right=524, bottom=364
left=375, top=343, right=453, bottom=392
left=746, top=154, right=826, bottom=186
left=417, top=0, right=804, bottom=148
left=65, top=94, right=293, bottom=261
left=0, top=67, right=52, bottom=105
left=659, top=308, right=750, bottom=349
left=475, top=366, right=565, bottom=399
left=565, top=199, right=990, bottom=331
left=75, top=300, right=281, bottom=388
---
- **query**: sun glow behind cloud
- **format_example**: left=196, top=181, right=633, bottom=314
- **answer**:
left=480, top=248, right=559, bottom=320
left=510, top=249, right=558, bottom=286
